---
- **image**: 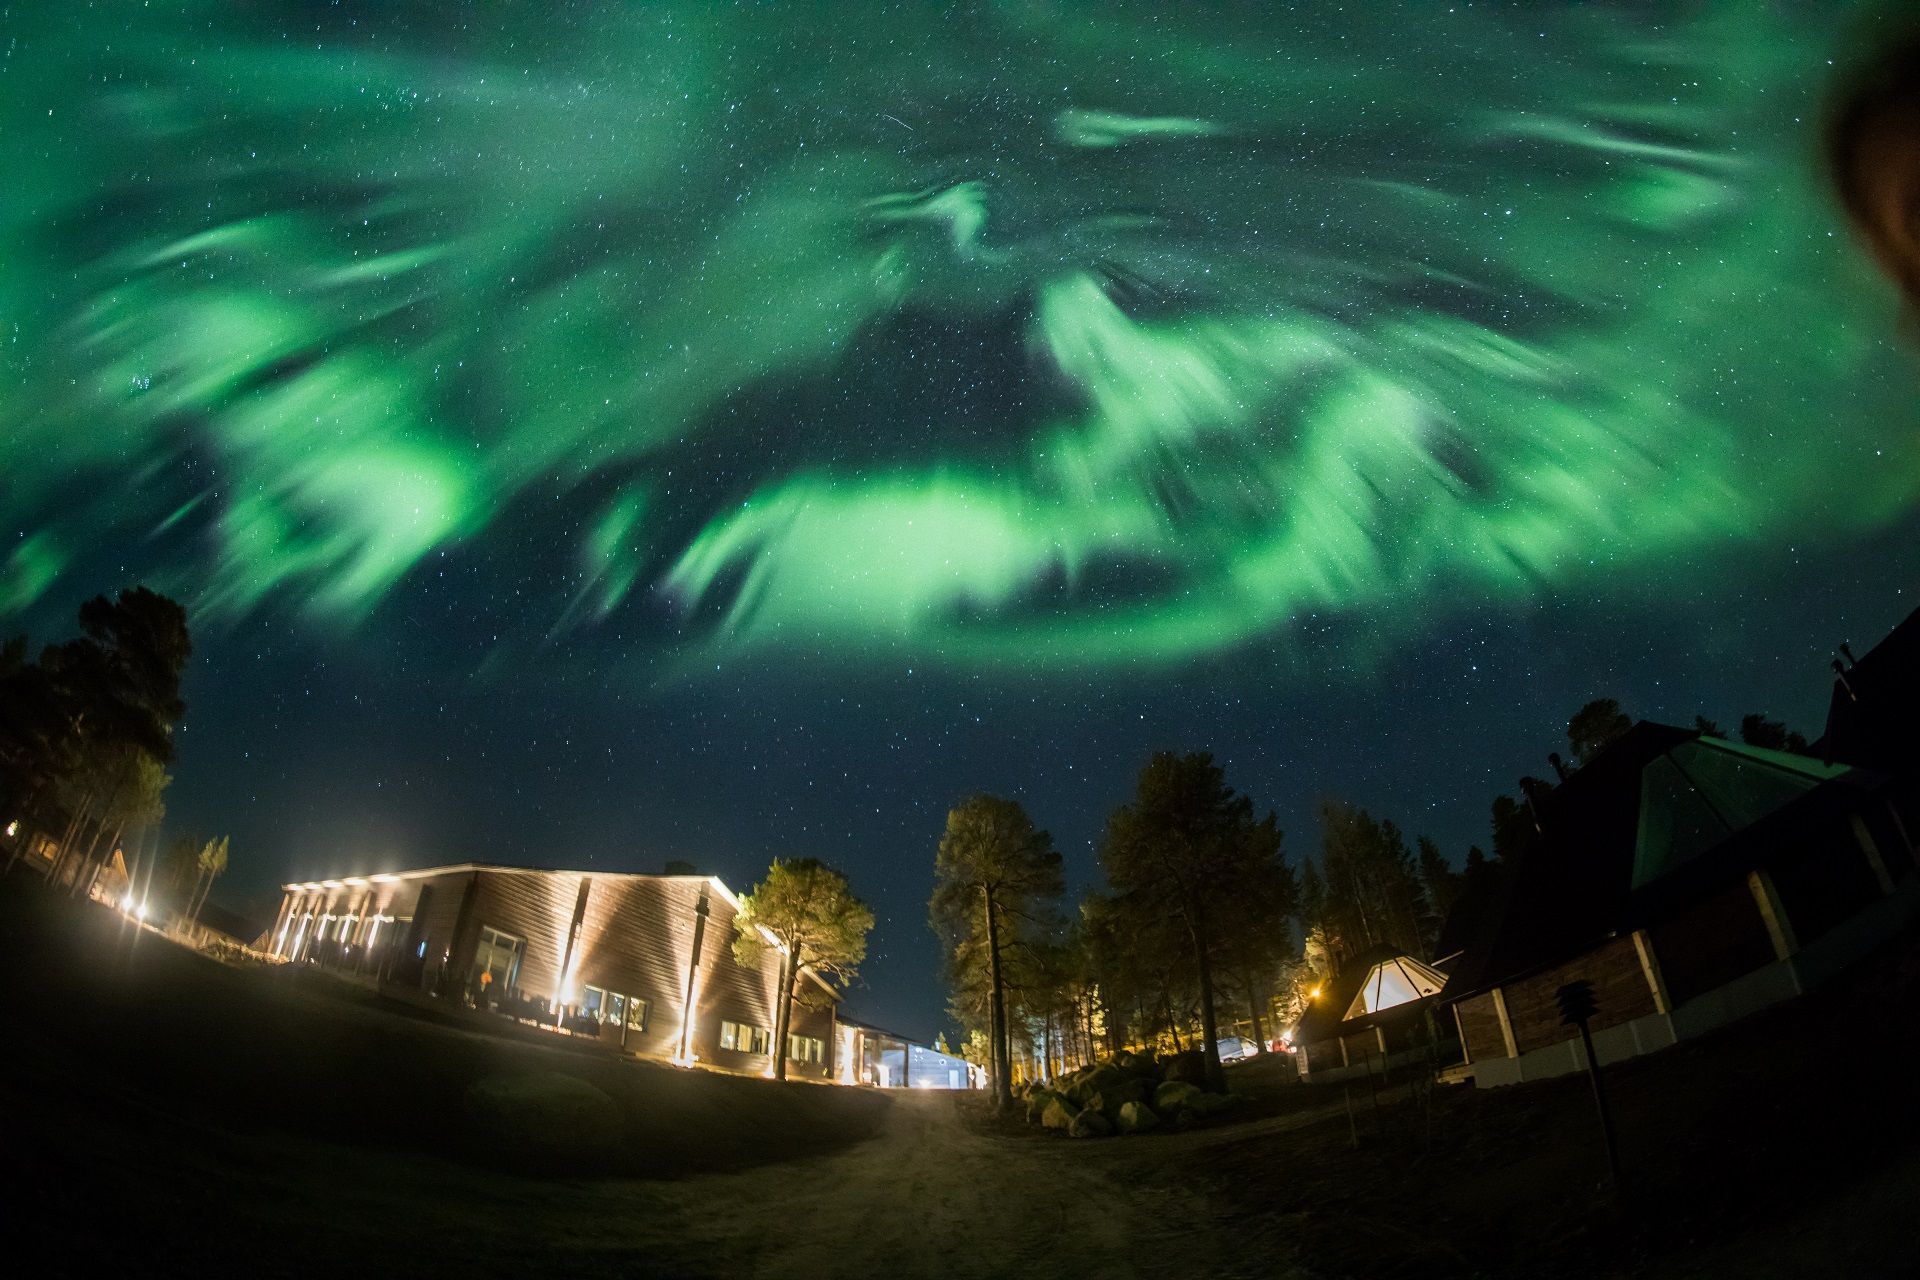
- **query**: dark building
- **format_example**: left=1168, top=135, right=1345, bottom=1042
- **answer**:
left=269, top=863, right=839, bottom=1080
left=1441, top=721, right=1915, bottom=1087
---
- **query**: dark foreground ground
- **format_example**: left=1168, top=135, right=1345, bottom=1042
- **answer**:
left=3, top=877, right=1919, bottom=1278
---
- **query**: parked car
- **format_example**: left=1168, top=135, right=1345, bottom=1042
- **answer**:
left=1215, top=1036, right=1259, bottom=1062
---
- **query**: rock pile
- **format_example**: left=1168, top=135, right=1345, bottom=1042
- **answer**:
left=1016, top=1050, right=1237, bottom=1139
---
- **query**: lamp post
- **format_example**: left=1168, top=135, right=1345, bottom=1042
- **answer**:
left=1556, top=979, right=1622, bottom=1193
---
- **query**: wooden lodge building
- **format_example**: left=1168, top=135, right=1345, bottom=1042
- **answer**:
left=1293, top=945, right=1452, bottom=1084
left=268, top=862, right=841, bottom=1080
left=1440, top=624, right=1920, bottom=1087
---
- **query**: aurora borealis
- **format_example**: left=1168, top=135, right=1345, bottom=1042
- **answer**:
left=5, top=3, right=1920, bottom=1035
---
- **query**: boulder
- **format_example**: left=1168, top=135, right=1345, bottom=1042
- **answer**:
left=1082, top=1065, right=1128, bottom=1102
left=1069, top=1109, right=1113, bottom=1139
left=1153, top=1080, right=1204, bottom=1114
left=1158, top=1049, right=1208, bottom=1087
left=1115, top=1100, right=1160, bottom=1134
left=1041, top=1096, right=1081, bottom=1131
left=1025, top=1090, right=1056, bottom=1125
left=1089, top=1076, right=1149, bottom=1119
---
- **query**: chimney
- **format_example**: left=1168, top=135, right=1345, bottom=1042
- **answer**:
left=1548, top=752, right=1569, bottom=782
left=1839, top=641, right=1857, bottom=669
left=1833, top=658, right=1858, bottom=703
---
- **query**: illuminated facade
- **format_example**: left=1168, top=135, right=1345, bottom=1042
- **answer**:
left=268, top=863, right=839, bottom=1080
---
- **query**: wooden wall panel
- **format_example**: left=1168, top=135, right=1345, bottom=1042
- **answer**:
left=1501, top=936, right=1656, bottom=1054
left=1454, top=992, right=1506, bottom=1063
left=1649, top=881, right=1775, bottom=1006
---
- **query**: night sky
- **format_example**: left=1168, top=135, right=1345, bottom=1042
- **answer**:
left=5, top=3, right=1919, bottom=1040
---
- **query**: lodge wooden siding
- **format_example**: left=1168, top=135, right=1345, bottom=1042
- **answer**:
left=1339, top=1028, right=1381, bottom=1065
left=411, top=870, right=474, bottom=974
left=1649, top=880, right=1776, bottom=1006
left=570, top=875, right=704, bottom=1061
left=1304, top=1039, right=1344, bottom=1073
left=463, top=870, right=579, bottom=1000
left=1499, top=935, right=1654, bottom=1054
left=275, top=865, right=841, bottom=1078
left=1768, top=831, right=1883, bottom=947
left=1454, top=992, right=1505, bottom=1063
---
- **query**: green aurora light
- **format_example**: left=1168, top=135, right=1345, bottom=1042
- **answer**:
left=3, top=3, right=1917, bottom=668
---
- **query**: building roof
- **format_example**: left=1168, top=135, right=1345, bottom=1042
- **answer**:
left=1443, top=722, right=1885, bottom=1002
left=1819, top=603, right=1920, bottom=771
left=281, top=861, right=721, bottom=893
left=1294, top=942, right=1442, bottom=1043
left=1342, top=953, right=1448, bottom=1021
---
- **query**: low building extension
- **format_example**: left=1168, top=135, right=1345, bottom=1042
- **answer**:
left=1442, top=721, right=1917, bottom=1088
left=269, top=862, right=840, bottom=1081
left=835, top=1016, right=983, bottom=1089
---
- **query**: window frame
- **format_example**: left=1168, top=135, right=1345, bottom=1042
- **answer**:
left=474, top=925, right=525, bottom=990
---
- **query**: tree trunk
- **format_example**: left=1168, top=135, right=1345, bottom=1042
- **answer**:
left=1190, top=918, right=1225, bottom=1092
left=1249, top=988, right=1268, bottom=1055
left=50, top=793, right=95, bottom=886
left=71, top=811, right=115, bottom=897
left=82, top=820, right=126, bottom=901
left=772, top=945, right=798, bottom=1081
left=983, top=885, right=1012, bottom=1112
left=192, top=869, right=215, bottom=927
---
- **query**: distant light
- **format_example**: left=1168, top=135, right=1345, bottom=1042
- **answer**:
left=3, top=820, right=16, bottom=838
left=135, top=902, right=148, bottom=922
left=121, top=894, right=136, bottom=912
left=1309, top=986, right=1321, bottom=1000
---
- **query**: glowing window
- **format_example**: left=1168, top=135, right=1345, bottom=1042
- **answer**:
left=720, top=1020, right=770, bottom=1054
left=474, top=925, right=524, bottom=989
left=788, top=1034, right=825, bottom=1064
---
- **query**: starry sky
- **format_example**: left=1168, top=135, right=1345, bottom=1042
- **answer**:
left=5, top=3, right=1919, bottom=1040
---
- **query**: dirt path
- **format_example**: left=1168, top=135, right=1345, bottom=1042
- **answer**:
left=649, top=1092, right=1254, bottom=1280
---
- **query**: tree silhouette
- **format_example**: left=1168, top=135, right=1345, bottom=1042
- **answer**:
left=733, top=858, right=872, bottom=1081
left=1567, top=698, right=1632, bottom=765
left=3, top=588, right=189, bottom=890
left=1417, top=836, right=1465, bottom=940
left=930, top=795, right=1063, bottom=1111
left=1102, top=752, right=1286, bottom=1092
left=1739, top=712, right=1810, bottom=754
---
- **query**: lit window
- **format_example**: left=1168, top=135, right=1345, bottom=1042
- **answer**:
left=788, top=1034, right=825, bottom=1065
left=606, top=992, right=625, bottom=1024
left=627, top=997, right=649, bottom=1031
left=583, top=986, right=606, bottom=1020
left=474, top=926, right=524, bottom=989
left=720, top=1021, right=770, bottom=1054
